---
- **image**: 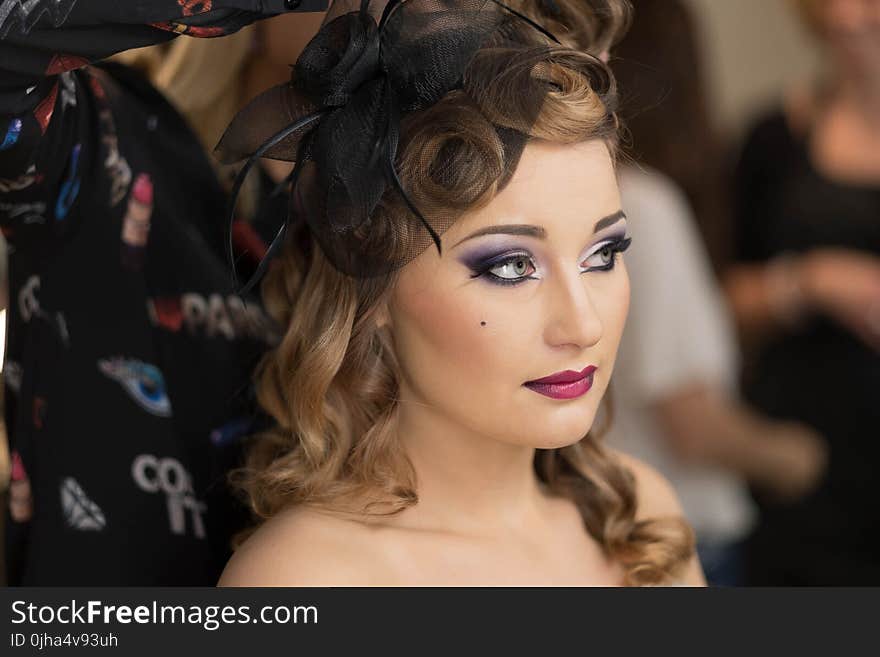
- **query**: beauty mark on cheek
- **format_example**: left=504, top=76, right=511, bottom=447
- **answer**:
left=480, top=321, right=486, bottom=327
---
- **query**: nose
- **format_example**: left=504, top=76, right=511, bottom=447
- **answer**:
left=542, top=270, right=604, bottom=350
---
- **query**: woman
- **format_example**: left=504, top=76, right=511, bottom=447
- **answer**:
left=0, top=0, right=639, bottom=587
left=218, top=0, right=704, bottom=586
left=725, top=0, right=880, bottom=584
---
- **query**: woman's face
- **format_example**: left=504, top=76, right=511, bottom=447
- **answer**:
left=388, top=139, right=629, bottom=449
left=816, top=0, right=880, bottom=66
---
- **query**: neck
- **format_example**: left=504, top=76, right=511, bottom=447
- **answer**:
left=832, top=56, right=880, bottom=124
left=393, top=387, right=550, bottom=536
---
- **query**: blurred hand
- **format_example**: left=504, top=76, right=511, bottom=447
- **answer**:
left=800, top=248, right=880, bottom=352
left=760, top=422, right=828, bottom=504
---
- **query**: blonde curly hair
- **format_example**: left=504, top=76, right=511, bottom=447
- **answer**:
left=231, top=5, right=694, bottom=585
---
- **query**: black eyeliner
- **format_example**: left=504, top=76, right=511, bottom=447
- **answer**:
left=464, top=249, right=533, bottom=278
left=583, top=236, right=631, bottom=272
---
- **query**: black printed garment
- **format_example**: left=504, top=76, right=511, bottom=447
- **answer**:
left=0, top=0, right=326, bottom=585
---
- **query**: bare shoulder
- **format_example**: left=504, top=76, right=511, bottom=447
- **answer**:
left=609, top=449, right=707, bottom=586
left=610, top=448, right=684, bottom=522
left=217, top=506, right=389, bottom=587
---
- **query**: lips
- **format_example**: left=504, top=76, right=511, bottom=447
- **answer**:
left=524, top=365, right=597, bottom=400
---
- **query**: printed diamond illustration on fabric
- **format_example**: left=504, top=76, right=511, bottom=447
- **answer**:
left=60, top=476, right=106, bottom=531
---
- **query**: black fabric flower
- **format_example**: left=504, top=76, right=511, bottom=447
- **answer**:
left=217, top=0, right=560, bottom=287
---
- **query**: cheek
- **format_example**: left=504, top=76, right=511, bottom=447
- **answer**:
left=395, top=282, right=536, bottom=389
left=607, top=266, right=631, bottom=346
left=389, top=263, right=630, bottom=447
left=596, top=266, right=630, bottom=361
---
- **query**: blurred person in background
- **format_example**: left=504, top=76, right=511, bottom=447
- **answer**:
left=0, top=1, right=327, bottom=585
left=724, top=0, right=880, bottom=585
left=606, top=0, right=828, bottom=585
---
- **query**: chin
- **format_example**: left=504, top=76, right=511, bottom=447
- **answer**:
left=534, top=428, right=593, bottom=450
left=521, top=410, right=598, bottom=450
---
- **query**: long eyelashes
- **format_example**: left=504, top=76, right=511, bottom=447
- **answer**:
left=467, top=237, right=632, bottom=287
left=468, top=251, right=538, bottom=286
left=582, top=236, right=632, bottom=273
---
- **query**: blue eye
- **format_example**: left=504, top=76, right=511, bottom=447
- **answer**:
left=470, top=252, right=538, bottom=286
left=581, top=237, right=631, bottom=273
left=98, top=358, right=173, bottom=417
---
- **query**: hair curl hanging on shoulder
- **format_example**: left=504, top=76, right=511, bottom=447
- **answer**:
left=232, top=7, right=694, bottom=587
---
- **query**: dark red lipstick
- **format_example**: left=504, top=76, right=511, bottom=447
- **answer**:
left=524, top=365, right=597, bottom=400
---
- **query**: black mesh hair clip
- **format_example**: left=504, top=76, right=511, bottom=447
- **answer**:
left=217, top=0, right=561, bottom=294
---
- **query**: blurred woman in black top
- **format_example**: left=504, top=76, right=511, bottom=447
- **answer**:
left=725, top=0, right=880, bottom=584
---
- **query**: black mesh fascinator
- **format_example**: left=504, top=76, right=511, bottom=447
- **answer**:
left=217, top=0, right=613, bottom=289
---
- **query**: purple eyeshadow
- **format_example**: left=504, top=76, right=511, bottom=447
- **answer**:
left=457, top=243, right=530, bottom=274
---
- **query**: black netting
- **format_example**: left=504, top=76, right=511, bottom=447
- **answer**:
left=216, top=0, right=614, bottom=286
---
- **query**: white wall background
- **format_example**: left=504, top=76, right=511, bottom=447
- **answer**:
left=684, top=0, right=823, bottom=138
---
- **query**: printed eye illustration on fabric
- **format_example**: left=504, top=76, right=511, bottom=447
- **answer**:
left=60, top=476, right=107, bottom=531
left=98, top=357, right=173, bottom=417
left=120, top=172, right=153, bottom=270
left=131, top=454, right=206, bottom=539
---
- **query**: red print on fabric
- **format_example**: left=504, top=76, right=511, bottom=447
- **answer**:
left=180, top=24, right=223, bottom=36
left=147, top=297, right=184, bottom=332
left=148, top=20, right=224, bottom=37
left=32, top=82, right=57, bottom=134
left=45, top=53, right=89, bottom=76
left=178, top=0, right=212, bottom=16
left=88, top=75, right=106, bottom=101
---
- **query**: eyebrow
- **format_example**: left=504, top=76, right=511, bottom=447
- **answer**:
left=593, top=210, right=627, bottom=234
left=452, top=210, right=626, bottom=247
